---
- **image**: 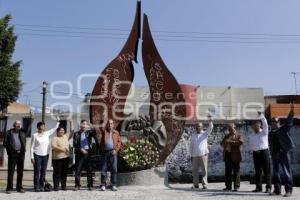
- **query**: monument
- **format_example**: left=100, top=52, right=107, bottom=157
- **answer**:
left=90, top=1, right=186, bottom=184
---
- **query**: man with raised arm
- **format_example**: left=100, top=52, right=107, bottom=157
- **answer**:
left=269, top=103, right=296, bottom=197
left=190, top=116, right=213, bottom=190
left=249, top=111, right=272, bottom=193
left=73, top=119, right=96, bottom=191
left=99, top=119, right=121, bottom=192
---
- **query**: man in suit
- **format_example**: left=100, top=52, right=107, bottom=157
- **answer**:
left=73, top=119, right=97, bottom=191
left=269, top=103, right=295, bottom=197
left=221, top=123, right=244, bottom=192
left=3, top=112, right=34, bottom=194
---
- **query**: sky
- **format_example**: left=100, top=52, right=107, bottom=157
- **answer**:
left=1, top=0, right=300, bottom=112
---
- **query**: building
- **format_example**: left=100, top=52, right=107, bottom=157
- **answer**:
left=0, top=102, right=31, bottom=167
left=265, top=95, right=300, bottom=124
left=82, top=85, right=265, bottom=121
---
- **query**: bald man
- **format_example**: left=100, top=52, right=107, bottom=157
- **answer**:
left=190, top=117, right=213, bottom=190
left=3, top=113, right=34, bottom=194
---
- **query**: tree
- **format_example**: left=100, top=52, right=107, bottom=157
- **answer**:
left=0, top=14, right=22, bottom=112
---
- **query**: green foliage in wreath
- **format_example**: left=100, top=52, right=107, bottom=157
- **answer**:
left=119, top=139, right=160, bottom=171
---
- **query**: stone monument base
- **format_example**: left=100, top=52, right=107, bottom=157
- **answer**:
left=117, top=166, right=167, bottom=186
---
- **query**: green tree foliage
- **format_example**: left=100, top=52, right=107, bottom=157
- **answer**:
left=0, top=14, right=22, bottom=112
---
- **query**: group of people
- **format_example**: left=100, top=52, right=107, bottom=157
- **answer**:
left=3, top=103, right=296, bottom=197
left=3, top=117, right=121, bottom=194
left=190, top=104, right=296, bottom=197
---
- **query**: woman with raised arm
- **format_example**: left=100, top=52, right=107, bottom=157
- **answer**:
left=31, top=117, right=60, bottom=192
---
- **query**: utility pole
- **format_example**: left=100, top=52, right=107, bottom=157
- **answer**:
left=290, top=72, right=299, bottom=104
left=42, top=81, right=48, bottom=123
left=291, top=72, right=299, bottom=95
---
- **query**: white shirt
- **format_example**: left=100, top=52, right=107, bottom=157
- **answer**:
left=190, top=122, right=213, bottom=157
left=249, top=114, right=269, bottom=151
left=31, top=123, right=59, bottom=159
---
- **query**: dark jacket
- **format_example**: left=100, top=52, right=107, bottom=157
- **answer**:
left=221, top=133, right=244, bottom=163
left=73, top=129, right=97, bottom=155
left=269, top=111, right=295, bottom=154
left=3, top=128, right=27, bottom=154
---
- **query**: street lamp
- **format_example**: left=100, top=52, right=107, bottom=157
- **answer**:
left=42, top=81, right=48, bottom=123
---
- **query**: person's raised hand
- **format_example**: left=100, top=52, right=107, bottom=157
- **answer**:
left=290, top=102, right=295, bottom=114
left=207, top=115, right=212, bottom=122
left=30, top=111, right=35, bottom=119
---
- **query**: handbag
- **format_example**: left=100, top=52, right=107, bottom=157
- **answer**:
left=44, top=180, right=53, bottom=192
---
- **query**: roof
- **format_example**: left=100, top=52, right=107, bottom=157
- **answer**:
left=7, top=102, right=30, bottom=114
left=265, top=95, right=300, bottom=104
left=266, top=103, right=300, bottom=118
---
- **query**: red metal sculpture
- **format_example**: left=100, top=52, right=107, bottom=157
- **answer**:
left=90, top=1, right=186, bottom=162
left=142, top=14, right=186, bottom=162
left=90, top=1, right=141, bottom=128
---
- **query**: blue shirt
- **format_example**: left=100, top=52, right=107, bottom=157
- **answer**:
left=105, top=131, right=114, bottom=150
left=80, top=132, right=89, bottom=150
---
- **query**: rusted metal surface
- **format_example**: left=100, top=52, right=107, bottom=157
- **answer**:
left=90, top=1, right=141, bottom=128
left=120, top=116, right=167, bottom=149
left=142, top=14, right=186, bottom=162
left=90, top=2, right=186, bottom=162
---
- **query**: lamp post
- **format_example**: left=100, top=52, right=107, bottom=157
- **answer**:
left=290, top=72, right=299, bottom=104
left=42, top=81, right=48, bottom=123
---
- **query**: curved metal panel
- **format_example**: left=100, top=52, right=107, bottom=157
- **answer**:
left=142, top=14, right=186, bottom=162
left=90, top=2, right=141, bottom=128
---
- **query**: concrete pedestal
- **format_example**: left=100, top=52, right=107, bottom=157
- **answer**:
left=117, top=166, right=167, bottom=186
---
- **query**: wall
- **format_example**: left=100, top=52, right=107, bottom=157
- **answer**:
left=196, top=86, right=264, bottom=120
left=166, top=123, right=300, bottom=182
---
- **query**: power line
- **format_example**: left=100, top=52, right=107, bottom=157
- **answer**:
left=19, top=33, right=127, bottom=40
left=21, top=90, right=86, bottom=99
left=16, top=27, right=129, bottom=36
left=14, top=23, right=129, bottom=32
left=154, top=38, right=300, bottom=44
left=21, top=86, right=41, bottom=93
left=16, top=27, right=300, bottom=42
left=16, top=32, right=300, bottom=44
left=14, top=23, right=300, bottom=44
left=13, top=23, right=300, bottom=37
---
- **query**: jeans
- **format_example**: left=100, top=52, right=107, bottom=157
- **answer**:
left=6, top=151, right=25, bottom=191
left=101, top=150, right=117, bottom=186
left=253, top=149, right=272, bottom=190
left=74, top=154, right=93, bottom=187
left=224, top=151, right=240, bottom=190
left=272, top=150, right=293, bottom=193
left=52, top=157, right=69, bottom=190
left=33, top=154, right=49, bottom=190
